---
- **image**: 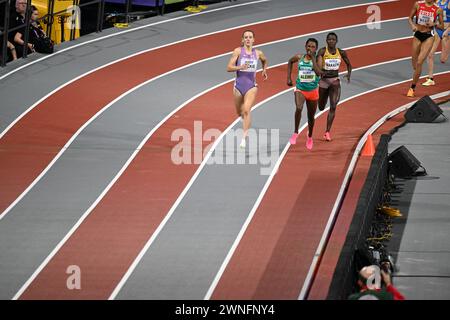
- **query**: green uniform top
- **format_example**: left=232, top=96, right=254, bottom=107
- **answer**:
left=296, top=55, right=319, bottom=91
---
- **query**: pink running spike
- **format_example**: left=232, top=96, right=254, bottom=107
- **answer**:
left=290, top=133, right=299, bottom=145
left=324, top=132, right=331, bottom=141
left=306, top=136, right=313, bottom=150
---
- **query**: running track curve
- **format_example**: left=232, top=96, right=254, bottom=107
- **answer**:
left=0, top=0, right=410, bottom=217
left=1, top=0, right=445, bottom=300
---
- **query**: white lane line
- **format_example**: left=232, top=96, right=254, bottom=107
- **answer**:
left=10, top=76, right=237, bottom=300
left=298, top=85, right=450, bottom=300
left=206, top=71, right=450, bottom=301
left=108, top=85, right=292, bottom=300
left=0, top=23, right=409, bottom=222
left=13, top=39, right=418, bottom=300
left=0, top=0, right=397, bottom=81
left=0, top=22, right=410, bottom=221
left=110, top=58, right=440, bottom=299
left=0, top=0, right=271, bottom=81
left=0, top=0, right=403, bottom=140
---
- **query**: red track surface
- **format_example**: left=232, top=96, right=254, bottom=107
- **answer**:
left=210, top=74, right=450, bottom=299
left=0, top=0, right=409, bottom=215
left=19, top=38, right=436, bottom=299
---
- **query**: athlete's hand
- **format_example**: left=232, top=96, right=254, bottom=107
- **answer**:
left=239, top=63, right=248, bottom=71
left=444, top=27, right=449, bottom=38
left=262, top=69, right=268, bottom=80
left=287, top=78, right=293, bottom=86
left=306, top=49, right=316, bottom=59
left=411, top=24, right=418, bottom=32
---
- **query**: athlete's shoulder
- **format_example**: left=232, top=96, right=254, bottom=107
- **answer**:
left=255, top=49, right=266, bottom=60
left=233, top=47, right=242, bottom=54
left=318, top=47, right=326, bottom=55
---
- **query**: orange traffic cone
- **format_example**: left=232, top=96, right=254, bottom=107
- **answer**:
left=361, top=134, right=375, bottom=156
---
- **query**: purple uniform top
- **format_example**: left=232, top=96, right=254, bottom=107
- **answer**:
left=235, top=47, right=258, bottom=96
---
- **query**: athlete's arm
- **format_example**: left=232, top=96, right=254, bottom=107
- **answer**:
left=409, top=2, right=419, bottom=31
left=257, top=49, right=268, bottom=80
left=287, top=54, right=300, bottom=86
left=435, top=9, right=444, bottom=30
left=340, top=49, right=352, bottom=82
left=316, top=47, right=325, bottom=69
left=308, top=50, right=323, bottom=77
left=227, top=47, right=246, bottom=72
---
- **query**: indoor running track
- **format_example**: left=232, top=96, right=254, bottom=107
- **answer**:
left=0, top=0, right=449, bottom=300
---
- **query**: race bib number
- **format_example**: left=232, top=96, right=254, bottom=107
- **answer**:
left=417, top=11, right=433, bottom=25
left=299, top=69, right=315, bottom=83
left=324, top=58, right=341, bottom=71
left=240, top=58, right=257, bottom=72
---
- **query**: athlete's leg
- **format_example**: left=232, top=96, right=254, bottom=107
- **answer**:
left=233, top=87, right=244, bottom=117
left=424, top=34, right=440, bottom=84
left=305, top=98, right=318, bottom=150
left=411, top=37, right=421, bottom=71
left=441, top=28, right=449, bottom=63
left=326, top=80, right=341, bottom=133
left=318, top=86, right=329, bottom=111
left=306, top=99, right=318, bottom=138
left=241, top=87, right=258, bottom=138
left=412, top=37, right=434, bottom=86
left=290, top=91, right=306, bottom=145
left=294, top=90, right=306, bottom=133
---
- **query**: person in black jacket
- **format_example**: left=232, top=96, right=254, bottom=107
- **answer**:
left=9, top=0, right=28, bottom=57
left=14, top=5, right=53, bottom=54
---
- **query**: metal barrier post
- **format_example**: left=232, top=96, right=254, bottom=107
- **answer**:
left=1, top=0, right=10, bottom=67
left=96, top=0, right=105, bottom=32
left=69, top=0, right=78, bottom=41
left=125, top=0, right=131, bottom=24
left=22, top=0, right=32, bottom=59
left=100, top=0, right=105, bottom=31
left=157, top=0, right=164, bottom=15
left=96, top=0, right=102, bottom=32
left=47, top=0, right=55, bottom=42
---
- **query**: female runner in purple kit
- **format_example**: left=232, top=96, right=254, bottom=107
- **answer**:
left=227, top=30, right=268, bottom=148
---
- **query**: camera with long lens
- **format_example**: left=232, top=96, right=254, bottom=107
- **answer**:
left=369, top=246, right=395, bottom=275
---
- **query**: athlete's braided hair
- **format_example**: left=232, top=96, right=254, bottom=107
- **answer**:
left=306, top=37, right=318, bottom=48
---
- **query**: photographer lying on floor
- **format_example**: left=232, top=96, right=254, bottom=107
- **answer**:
left=349, top=264, right=405, bottom=300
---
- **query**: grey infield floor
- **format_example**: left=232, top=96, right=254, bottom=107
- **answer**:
left=388, top=102, right=450, bottom=300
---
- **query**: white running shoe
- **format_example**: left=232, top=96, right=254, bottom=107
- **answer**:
left=422, top=78, right=435, bottom=86
left=240, top=138, right=246, bottom=149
